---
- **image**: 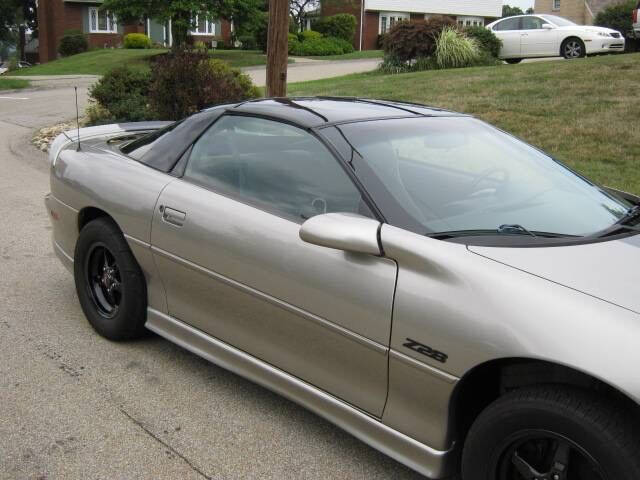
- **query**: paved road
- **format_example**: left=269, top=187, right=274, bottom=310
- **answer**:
left=0, top=88, right=422, bottom=478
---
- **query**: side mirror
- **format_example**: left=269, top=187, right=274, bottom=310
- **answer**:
left=542, top=23, right=555, bottom=29
left=299, top=213, right=382, bottom=256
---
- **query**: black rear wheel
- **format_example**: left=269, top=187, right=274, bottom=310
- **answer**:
left=461, top=386, right=640, bottom=480
left=505, top=58, right=523, bottom=64
left=74, top=217, right=147, bottom=340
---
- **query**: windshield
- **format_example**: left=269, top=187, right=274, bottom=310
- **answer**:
left=338, top=117, right=631, bottom=237
left=540, top=15, right=577, bottom=26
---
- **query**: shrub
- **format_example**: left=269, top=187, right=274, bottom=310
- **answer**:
left=149, top=51, right=259, bottom=120
left=289, top=36, right=353, bottom=56
left=378, top=55, right=412, bottom=74
left=58, top=30, right=88, bottom=57
left=191, top=40, right=207, bottom=52
left=314, top=14, right=357, bottom=42
left=464, top=25, right=502, bottom=57
left=383, top=16, right=456, bottom=62
left=88, top=66, right=152, bottom=123
left=123, top=33, right=152, bottom=49
left=255, top=12, right=269, bottom=52
left=594, top=0, right=635, bottom=35
left=238, top=34, right=257, bottom=50
left=299, top=30, right=323, bottom=41
left=288, top=32, right=301, bottom=54
left=435, top=27, right=480, bottom=69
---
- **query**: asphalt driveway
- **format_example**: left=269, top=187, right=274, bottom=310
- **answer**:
left=0, top=86, right=421, bottom=479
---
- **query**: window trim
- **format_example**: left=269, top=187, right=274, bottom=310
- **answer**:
left=176, top=113, right=383, bottom=225
left=88, top=7, right=118, bottom=34
left=379, top=12, right=410, bottom=35
left=190, top=15, right=217, bottom=36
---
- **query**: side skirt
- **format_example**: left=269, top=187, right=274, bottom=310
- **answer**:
left=145, top=308, right=453, bottom=479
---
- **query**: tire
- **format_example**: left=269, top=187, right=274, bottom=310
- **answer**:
left=74, top=217, right=147, bottom=340
left=505, top=58, right=522, bottom=64
left=562, top=38, right=586, bottom=59
left=461, top=386, right=640, bottom=480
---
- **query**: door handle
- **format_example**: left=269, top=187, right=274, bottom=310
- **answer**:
left=521, top=33, right=528, bottom=36
left=160, top=205, right=187, bottom=227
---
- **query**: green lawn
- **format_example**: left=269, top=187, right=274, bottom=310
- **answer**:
left=0, top=78, right=30, bottom=90
left=289, top=54, right=640, bottom=195
left=301, top=49, right=384, bottom=61
left=9, top=48, right=278, bottom=76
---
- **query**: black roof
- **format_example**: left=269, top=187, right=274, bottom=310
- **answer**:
left=214, top=97, right=465, bottom=128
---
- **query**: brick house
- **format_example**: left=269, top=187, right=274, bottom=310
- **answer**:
left=37, top=0, right=233, bottom=63
left=534, top=0, right=624, bottom=25
left=321, top=0, right=502, bottom=50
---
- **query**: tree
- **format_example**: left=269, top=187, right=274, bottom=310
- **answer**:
left=0, top=0, right=37, bottom=61
left=594, top=0, right=635, bottom=35
left=526, top=7, right=534, bottom=14
left=100, top=0, right=257, bottom=47
left=502, top=5, right=524, bottom=18
left=289, top=0, right=318, bottom=31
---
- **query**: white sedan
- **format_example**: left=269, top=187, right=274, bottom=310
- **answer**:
left=487, top=14, right=625, bottom=63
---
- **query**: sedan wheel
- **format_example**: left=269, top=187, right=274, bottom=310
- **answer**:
left=86, top=244, right=122, bottom=318
left=74, top=217, right=147, bottom=340
left=563, top=39, right=585, bottom=59
left=494, top=431, right=605, bottom=480
left=461, top=386, right=640, bottom=480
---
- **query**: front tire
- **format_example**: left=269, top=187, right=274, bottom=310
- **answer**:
left=74, top=217, right=147, bottom=340
left=562, top=38, right=586, bottom=59
left=461, top=386, right=640, bottom=480
left=505, top=58, right=522, bottom=64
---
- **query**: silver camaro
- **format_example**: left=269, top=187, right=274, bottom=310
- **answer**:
left=45, top=98, right=640, bottom=480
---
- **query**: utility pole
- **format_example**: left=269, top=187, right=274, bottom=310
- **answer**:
left=266, top=0, right=289, bottom=97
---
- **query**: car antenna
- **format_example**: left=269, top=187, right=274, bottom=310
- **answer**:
left=75, top=86, right=81, bottom=152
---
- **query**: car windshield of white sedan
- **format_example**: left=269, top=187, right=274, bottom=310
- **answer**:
left=339, top=117, right=631, bottom=237
left=540, top=15, right=577, bottom=26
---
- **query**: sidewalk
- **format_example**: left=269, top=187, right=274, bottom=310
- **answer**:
left=242, top=58, right=381, bottom=87
left=8, top=57, right=381, bottom=91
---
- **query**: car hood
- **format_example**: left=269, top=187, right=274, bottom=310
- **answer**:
left=469, top=234, right=640, bottom=314
left=558, top=25, right=620, bottom=35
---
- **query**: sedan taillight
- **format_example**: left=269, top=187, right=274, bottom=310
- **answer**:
left=634, top=9, right=638, bottom=23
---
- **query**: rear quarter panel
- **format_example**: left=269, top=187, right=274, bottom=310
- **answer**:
left=49, top=144, right=173, bottom=312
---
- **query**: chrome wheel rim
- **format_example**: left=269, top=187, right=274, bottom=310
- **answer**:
left=493, top=430, right=606, bottom=480
left=565, top=41, right=582, bottom=58
left=85, top=243, right=122, bottom=318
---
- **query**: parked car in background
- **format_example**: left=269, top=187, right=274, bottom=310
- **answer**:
left=45, top=98, right=640, bottom=479
left=487, top=14, right=625, bottom=63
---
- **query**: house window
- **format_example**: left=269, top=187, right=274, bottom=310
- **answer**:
left=457, top=16, right=483, bottom=27
left=88, top=7, right=117, bottom=33
left=379, top=12, right=409, bottom=34
left=191, top=15, right=216, bottom=35
left=553, top=0, right=561, bottom=10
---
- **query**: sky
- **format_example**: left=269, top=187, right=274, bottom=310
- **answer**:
left=504, top=0, right=535, bottom=10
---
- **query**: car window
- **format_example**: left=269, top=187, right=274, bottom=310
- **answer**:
left=522, top=16, right=545, bottom=29
left=339, top=117, right=631, bottom=238
left=183, top=115, right=371, bottom=223
left=494, top=17, right=521, bottom=31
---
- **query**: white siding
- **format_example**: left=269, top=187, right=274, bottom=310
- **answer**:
left=364, top=0, right=502, bottom=17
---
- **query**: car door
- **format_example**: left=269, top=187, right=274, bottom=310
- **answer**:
left=492, top=17, right=522, bottom=58
left=150, top=114, right=397, bottom=417
left=520, top=16, right=558, bottom=56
